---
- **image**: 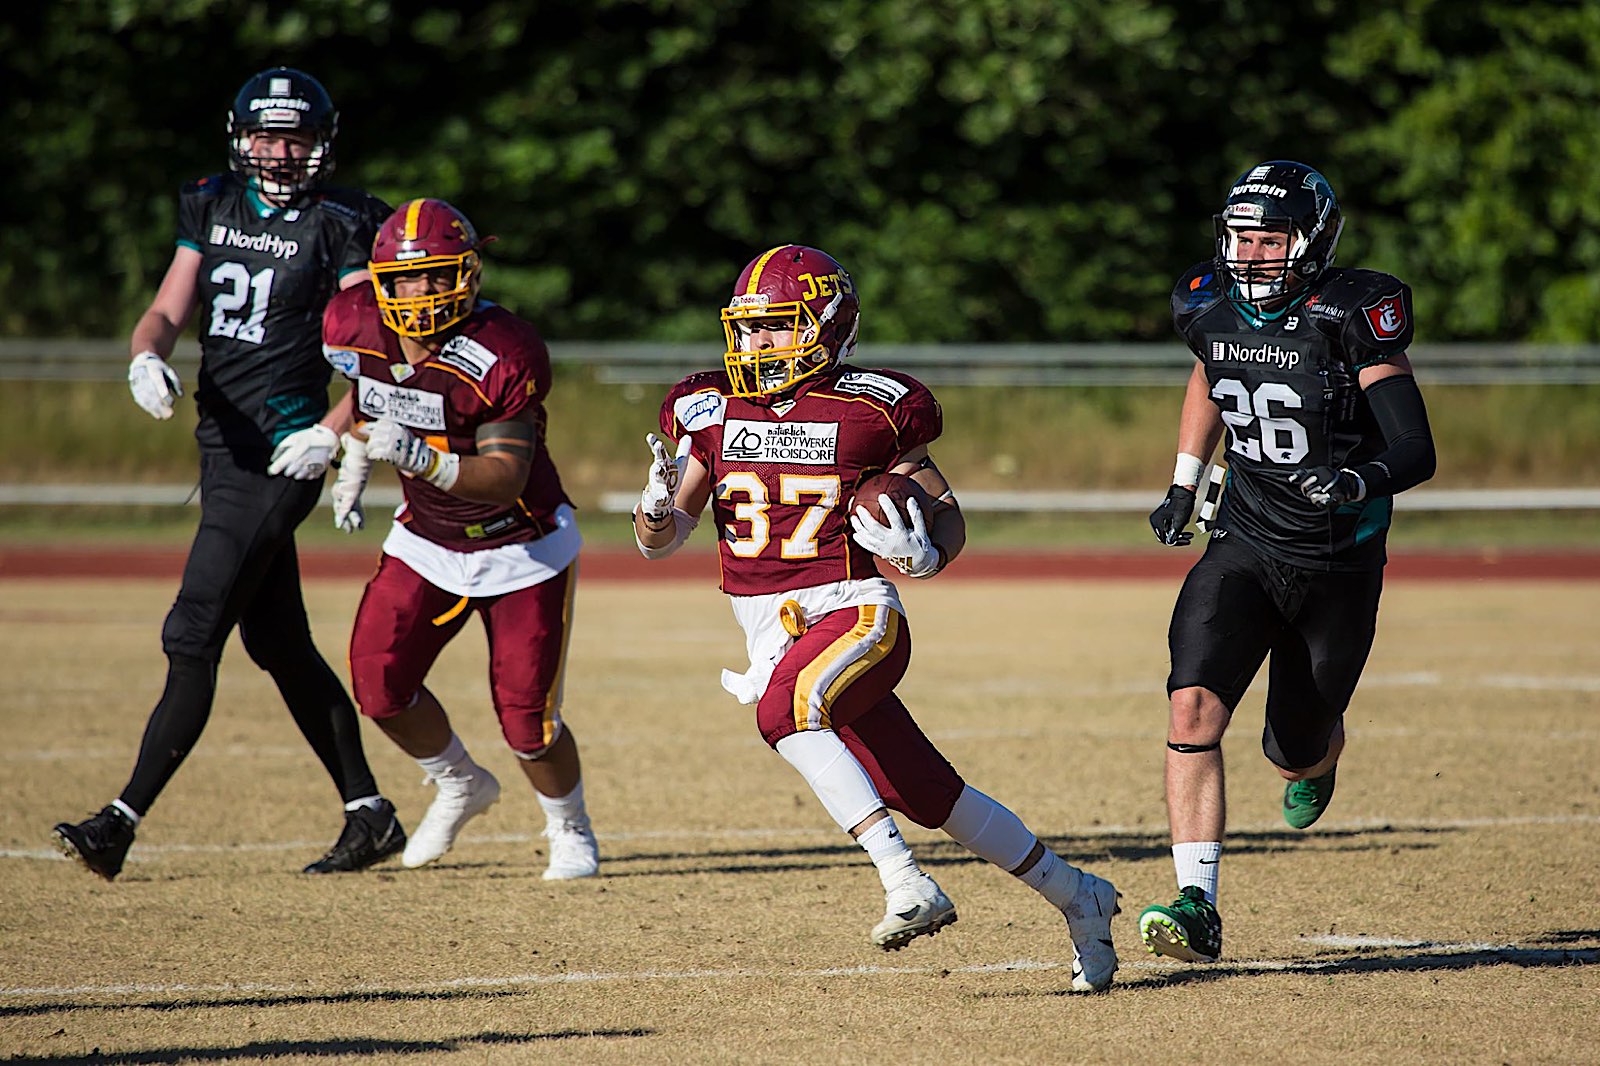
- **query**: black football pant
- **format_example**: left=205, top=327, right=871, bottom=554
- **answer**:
left=118, top=451, right=379, bottom=815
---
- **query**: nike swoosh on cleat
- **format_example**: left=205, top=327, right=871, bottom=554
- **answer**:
left=895, top=908, right=922, bottom=920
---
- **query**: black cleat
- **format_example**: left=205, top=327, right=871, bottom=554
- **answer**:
left=303, top=799, right=406, bottom=873
left=53, top=806, right=137, bottom=882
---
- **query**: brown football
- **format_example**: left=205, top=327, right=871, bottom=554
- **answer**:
left=849, top=471, right=936, bottom=525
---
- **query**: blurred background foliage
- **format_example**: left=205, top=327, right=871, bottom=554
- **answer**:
left=5, top=0, right=1598, bottom=345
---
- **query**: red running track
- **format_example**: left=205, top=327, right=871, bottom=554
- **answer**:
left=3, top=546, right=1599, bottom=581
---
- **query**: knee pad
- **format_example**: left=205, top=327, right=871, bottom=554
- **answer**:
left=510, top=719, right=564, bottom=760
left=347, top=663, right=413, bottom=721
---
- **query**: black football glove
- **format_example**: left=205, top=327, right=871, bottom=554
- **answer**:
left=1288, top=466, right=1367, bottom=507
left=1149, top=484, right=1198, bottom=546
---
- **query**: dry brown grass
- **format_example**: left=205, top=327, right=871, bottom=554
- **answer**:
left=2, top=576, right=1596, bottom=1065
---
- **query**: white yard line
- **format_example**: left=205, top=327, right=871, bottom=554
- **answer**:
left=5, top=937, right=1592, bottom=1000
left=9, top=811, right=1599, bottom=865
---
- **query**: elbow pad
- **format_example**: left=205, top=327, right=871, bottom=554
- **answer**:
left=635, top=507, right=699, bottom=559
left=1352, top=374, right=1436, bottom=497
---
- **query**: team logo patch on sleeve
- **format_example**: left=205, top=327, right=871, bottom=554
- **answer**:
left=322, top=345, right=360, bottom=379
left=1362, top=291, right=1408, bottom=341
left=674, top=390, right=727, bottom=431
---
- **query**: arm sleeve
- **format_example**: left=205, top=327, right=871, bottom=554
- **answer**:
left=1350, top=374, right=1436, bottom=497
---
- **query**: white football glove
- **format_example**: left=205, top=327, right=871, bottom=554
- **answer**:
left=850, top=495, right=941, bottom=578
left=267, top=424, right=340, bottom=480
left=365, top=418, right=460, bottom=491
left=128, top=351, right=183, bottom=420
left=330, top=432, right=370, bottom=533
left=638, top=432, right=691, bottom=524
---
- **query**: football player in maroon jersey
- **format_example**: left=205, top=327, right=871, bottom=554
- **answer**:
left=321, top=198, right=599, bottom=880
left=633, top=245, right=1120, bottom=989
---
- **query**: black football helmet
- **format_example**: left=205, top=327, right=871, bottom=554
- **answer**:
left=1213, top=160, right=1343, bottom=303
left=226, top=67, right=338, bottom=201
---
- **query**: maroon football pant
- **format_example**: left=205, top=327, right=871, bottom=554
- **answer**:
left=349, top=554, right=575, bottom=755
left=758, top=604, right=964, bottom=828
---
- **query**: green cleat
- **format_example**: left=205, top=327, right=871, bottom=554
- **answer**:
left=1282, top=766, right=1338, bottom=829
left=1139, top=887, right=1222, bottom=963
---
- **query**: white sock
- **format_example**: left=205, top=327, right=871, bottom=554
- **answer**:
left=940, top=785, right=1037, bottom=870
left=1017, top=848, right=1085, bottom=910
left=109, top=799, right=142, bottom=825
left=418, top=733, right=473, bottom=777
left=856, top=816, right=921, bottom=891
left=536, top=779, right=589, bottom=829
left=343, top=795, right=384, bottom=813
left=774, top=730, right=885, bottom=832
left=1173, top=841, right=1221, bottom=904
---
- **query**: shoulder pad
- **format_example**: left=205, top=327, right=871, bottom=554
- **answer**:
left=824, top=367, right=940, bottom=447
left=1172, top=262, right=1226, bottom=331
left=320, top=285, right=368, bottom=343
left=1306, top=268, right=1414, bottom=360
left=830, top=368, right=917, bottom=406
left=180, top=174, right=231, bottom=199
left=663, top=371, right=730, bottom=437
left=446, top=308, right=547, bottom=378
left=320, top=288, right=369, bottom=377
left=437, top=335, right=500, bottom=382
left=313, top=187, right=389, bottom=221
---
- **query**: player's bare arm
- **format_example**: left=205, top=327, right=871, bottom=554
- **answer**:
left=450, top=414, right=537, bottom=506
left=127, top=246, right=204, bottom=420
left=359, top=412, right=535, bottom=506
left=130, top=246, right=203, bottom=358
left=320, top=390, right=357, bottom=435
left=1150, top=363, right=1227, bottom=546
left=889, top=446, right=966, bottom=569
left=1175, top=361, right=1225, bottom=483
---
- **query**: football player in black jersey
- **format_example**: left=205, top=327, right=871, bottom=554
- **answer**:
left=1138, top=161, right=1436, bottom=963
left=52, top=67, right=406, bottom=880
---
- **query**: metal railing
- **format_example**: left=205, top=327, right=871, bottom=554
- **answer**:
left=5, top=339, right=1600, bottom=386
left=3, top=484, right=1597, bottom=514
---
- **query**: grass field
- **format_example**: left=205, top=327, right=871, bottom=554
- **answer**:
left=2, top=574, right=1597, bottom=1064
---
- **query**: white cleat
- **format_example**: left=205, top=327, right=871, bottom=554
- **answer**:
left=871, top=874, right=958, bottom=951
left=401, top=767, right=501, bottom=869
left=542, top=820, right=600, bottom=881
left=1062, top=870, right=1120, bottom=992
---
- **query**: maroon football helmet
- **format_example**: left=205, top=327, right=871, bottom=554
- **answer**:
left=369, top=198, right=491, bottom=337
left=721, top=245, right=860, bottom=399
